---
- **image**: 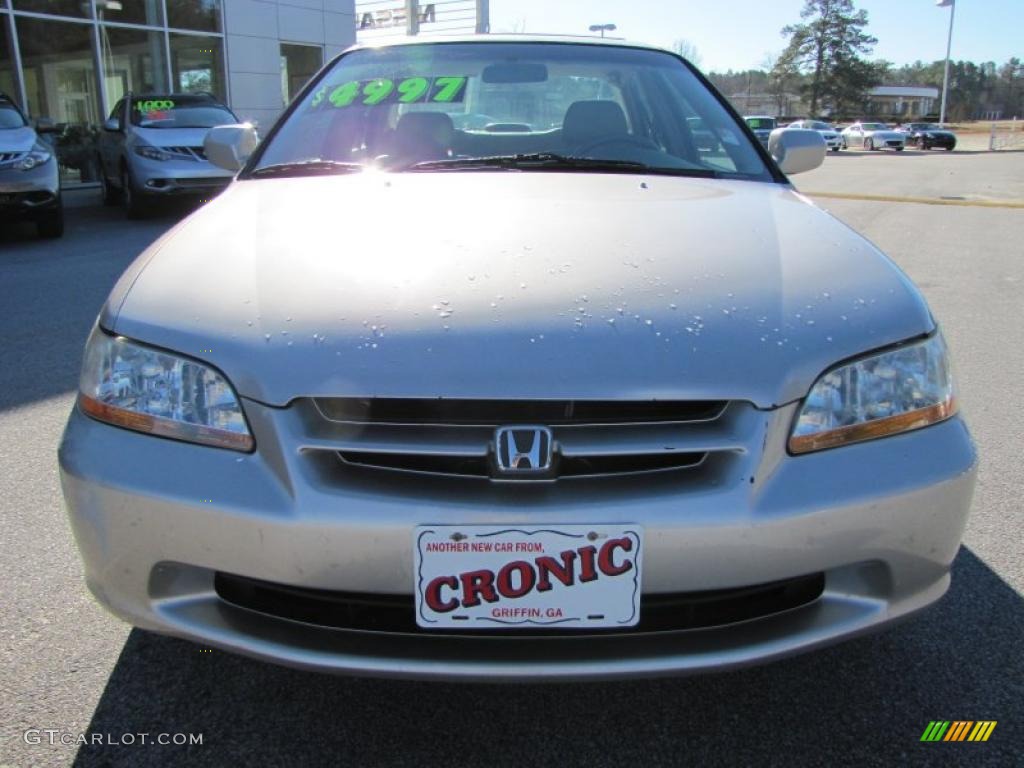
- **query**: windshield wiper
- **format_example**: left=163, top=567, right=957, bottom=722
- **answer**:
left=404, top=153, right=721, bottom=177
left=249, top=159, right=364, bottom=178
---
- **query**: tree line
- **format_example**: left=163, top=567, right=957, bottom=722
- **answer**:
left=693, top=0, right=1022, bottom=121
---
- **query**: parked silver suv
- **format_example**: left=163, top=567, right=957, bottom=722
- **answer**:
left=0, top=94, right=62, bottom=238
left=97, top=93, right=239, bottom=217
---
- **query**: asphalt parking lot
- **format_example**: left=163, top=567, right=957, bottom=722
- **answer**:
left=1, top=150, right=1021, bottom=767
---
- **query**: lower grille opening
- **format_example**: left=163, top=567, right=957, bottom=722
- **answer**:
left=214, top=572, right=825, bottom=636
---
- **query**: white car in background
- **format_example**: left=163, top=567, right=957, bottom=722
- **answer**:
left=787, top=119, right=842, bottom=152
left=840, top=122, right=905, bottom=151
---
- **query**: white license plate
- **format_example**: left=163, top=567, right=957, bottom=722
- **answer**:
left=414, top=525, right=642, bottom=629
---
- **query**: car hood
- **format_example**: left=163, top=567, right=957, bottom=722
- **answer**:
left=106, top=173, right=933, bottom=408
left=131, top=125, right=215, bottom=147
left=0, top=126, right=38, bottom=153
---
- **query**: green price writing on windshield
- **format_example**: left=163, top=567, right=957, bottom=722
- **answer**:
left=315, top=76, right=467, bottom=108
left=136, top=99, right=175, bottom=112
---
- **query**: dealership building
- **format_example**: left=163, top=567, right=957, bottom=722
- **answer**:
left=0, top=0, right=359, bottom=186
left=0, top=1, right=489, bottom=186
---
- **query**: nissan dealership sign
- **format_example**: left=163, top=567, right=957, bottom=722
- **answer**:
left=355, top=1, right=489, bottom=38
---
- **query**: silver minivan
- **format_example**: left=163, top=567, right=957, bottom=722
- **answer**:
left=97, top=93, right=239, bottom=217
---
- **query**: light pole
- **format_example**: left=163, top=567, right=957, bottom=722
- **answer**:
left=588, top=23, right=616, bottom=38
left=936, top=0, right=956, bottom=125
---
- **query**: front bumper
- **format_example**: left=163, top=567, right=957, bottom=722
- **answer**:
left=918, top=136, right=956, bottom=150
left=0, top=160, right=60, bottom=218
left=58, top=400, right=977, bottom=681
left=128, top=154, right=233, bottom=197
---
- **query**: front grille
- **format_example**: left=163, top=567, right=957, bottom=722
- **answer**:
left=214, top=571, right=826, bottom=636
left=316, top=398, right=726, bottom=425
left=303, top=398, right=742, bottom=481
left=0, top=151, right=27, bottom=165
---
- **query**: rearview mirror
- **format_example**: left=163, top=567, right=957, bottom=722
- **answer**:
left=482, top=62, right=548, bottom=84
left=102, top=117, right=120, bottom=132
left=768, top=128, right=825, bottom=175
left=34, top=117, right=57, bottom=133
left=204, top=123, right=259, bottom=172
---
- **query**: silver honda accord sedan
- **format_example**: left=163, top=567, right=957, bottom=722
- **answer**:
left=59, top=37, right=976, bottom=681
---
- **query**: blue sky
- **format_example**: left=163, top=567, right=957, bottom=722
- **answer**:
left=489, top=0, right=1022, bottom=73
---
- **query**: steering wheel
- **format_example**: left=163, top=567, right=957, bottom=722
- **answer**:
left=573, top=135, right=660, bottom=155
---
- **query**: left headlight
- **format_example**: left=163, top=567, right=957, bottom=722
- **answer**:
left=789, top=333, right=957, bottom=454
left=78, top=328, right=254, bottom=452
left=17, top=144, right=52, bottom=171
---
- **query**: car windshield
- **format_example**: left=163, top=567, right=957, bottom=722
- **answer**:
left=806, top=121, right=832, bottom=130
left=744, top=117, right=775, bottom=130
left=251, top=42, right=772, bottom=180
left=130, top=96, right=237, bottom=129
left=861, top=123, right=887, bottom=130
left=0, top=103, right=27, bottom=129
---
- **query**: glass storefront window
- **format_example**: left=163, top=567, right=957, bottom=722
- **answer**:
left=280, top=43, right=321, bottom=105
left=170, top=33, right=224, bottom=101
left=167, top=1, right=222, bottom=34
left=5, top=1, right=225, bottom=185
left=16, top=16, right=101, bottom=184
left=1, top=16, right=18, bottom=102
left=12, top=1, right=92, bottom=20
left=98, top=25, right=169, bottom=107
left=97, top=0, right=164, bottom=27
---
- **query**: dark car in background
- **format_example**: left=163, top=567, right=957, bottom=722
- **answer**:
left=0, top=93, right=63, bottom=238
left=898, top=123, right=957, bottom=151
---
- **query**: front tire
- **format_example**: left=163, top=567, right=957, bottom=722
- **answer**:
left=122, top=167, right=148, bottom=219
left=100, top=163, right=121, bottom=206
left=918, top=138, right=928, bottom=150
left=864, top=138, right=875, bottom=151
left=36, top=199, right=64, bottom=239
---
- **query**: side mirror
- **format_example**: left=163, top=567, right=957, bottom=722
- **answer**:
left=34, top=117, right=57, bottom=133
left=204, top=123, right=259, bottom=171
left=769, top=128, right=825, bottom=175
left=102, top=117, right=121, bottom=132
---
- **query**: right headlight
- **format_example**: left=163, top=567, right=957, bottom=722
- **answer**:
left=789, top=333, right=957, bottom=454
left=78, top=328, right=254, bottom=452
left=16, top=143, right=52, bottom=170
left=134, top=144, right=171, bottom=161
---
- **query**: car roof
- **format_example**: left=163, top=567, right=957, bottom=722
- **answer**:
left=346, top=33, right=678, bottom=55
